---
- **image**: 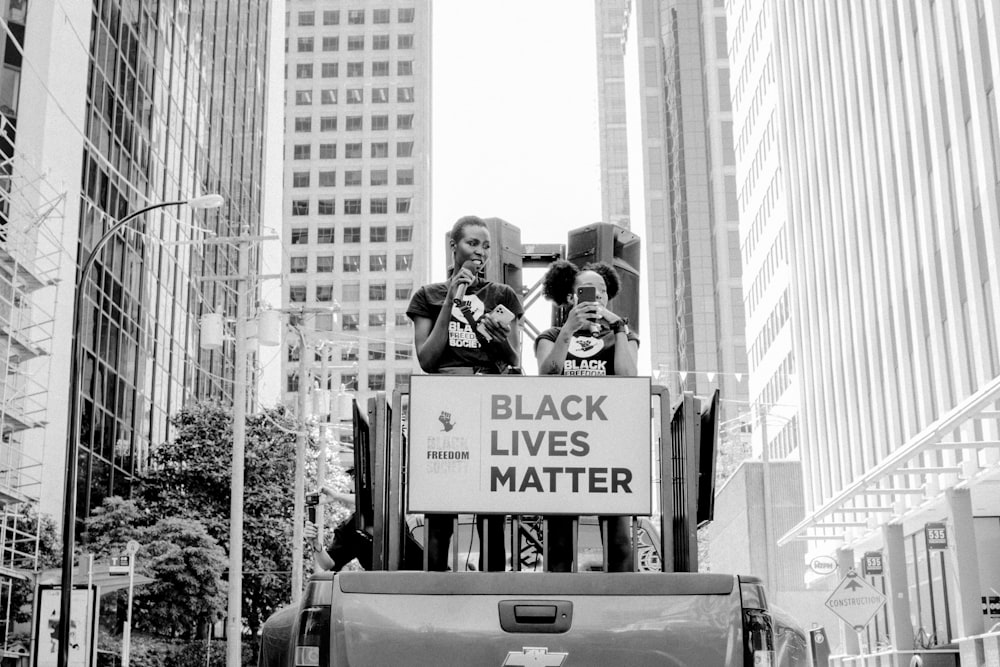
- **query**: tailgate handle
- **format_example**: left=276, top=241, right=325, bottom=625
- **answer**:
left=499, top=600, right=573, bottom=634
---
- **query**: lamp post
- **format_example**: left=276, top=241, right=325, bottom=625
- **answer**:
left=58, top=194, right=224, bottom=667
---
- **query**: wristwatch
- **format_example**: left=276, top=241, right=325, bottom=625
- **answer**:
left=611, top=319, right=630, bottom=335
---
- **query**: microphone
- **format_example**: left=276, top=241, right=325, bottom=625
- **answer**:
left=454, top=259, right=480, bottom=302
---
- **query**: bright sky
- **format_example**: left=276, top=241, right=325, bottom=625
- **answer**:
left=431, top=1, right=605, bottom=372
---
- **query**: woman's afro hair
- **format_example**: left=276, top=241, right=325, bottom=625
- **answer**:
left=541, top=259, right=621, bottom=306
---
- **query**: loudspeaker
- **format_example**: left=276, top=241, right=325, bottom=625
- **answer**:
left=444, top=217, right=523, bottom=294
left=566, top=222, right=641, bottom=328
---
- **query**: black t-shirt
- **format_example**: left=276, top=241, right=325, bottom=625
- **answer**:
left=535, top=325, right=640, bottom=376
left=407, top=280, right=523, bottom=372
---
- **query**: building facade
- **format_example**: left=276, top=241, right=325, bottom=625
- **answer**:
left=595, top=0, right=631, bottom=230
left=623, top=0, right=748, bottom=424
left=770, top=0, right=1000, bottom=660
left=281, top=0, right=430, bottom=415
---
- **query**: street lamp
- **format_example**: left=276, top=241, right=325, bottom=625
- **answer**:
left=58, top=194, right=224, bottom=667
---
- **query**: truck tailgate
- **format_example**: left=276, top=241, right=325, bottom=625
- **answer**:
left=329, top=572, right=743, bottom=666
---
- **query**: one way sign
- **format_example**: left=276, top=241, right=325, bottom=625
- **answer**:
left=824, top=570, right=886, bottom=631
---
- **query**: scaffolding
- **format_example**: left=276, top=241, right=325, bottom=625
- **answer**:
left=0, top=110, right=64, bottom=657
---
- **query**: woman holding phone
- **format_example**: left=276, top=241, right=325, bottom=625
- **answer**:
left=407, top=215, right=523, bottom=570
left=534, top=259, right=639, bottom=571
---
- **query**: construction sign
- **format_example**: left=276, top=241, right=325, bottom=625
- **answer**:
left=824, top=570, right=886, bottom=631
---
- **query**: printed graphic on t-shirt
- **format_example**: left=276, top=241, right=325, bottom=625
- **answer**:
left=564, top=334, right=609, bottom=376
left=448, top=294, right=485, bottom=349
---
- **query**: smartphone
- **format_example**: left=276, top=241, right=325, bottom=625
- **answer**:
left=577, top=285, right=598, bottom=303
left=478, top=304, right=515, bottom=342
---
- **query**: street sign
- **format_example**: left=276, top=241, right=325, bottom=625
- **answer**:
left=109, top=555, right=130, bottom=576
left=861, top=551, right=884, bottom=576
left=824, top=570, right=886, bottom=631
left=925, top=522, right=948, bottom=550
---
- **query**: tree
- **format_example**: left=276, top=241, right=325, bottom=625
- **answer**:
left=82, top=498, right=227, bottom=638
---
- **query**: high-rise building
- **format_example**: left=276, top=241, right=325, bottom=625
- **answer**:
left=281, top=1, right=430, bottom=412
left=622, top=0, right=747, bottom=422
left=771, top=1, right=1000, bottom=657
left=594, top=0, right=631, bottom=229
left=3, top=0, right=278, bottom=654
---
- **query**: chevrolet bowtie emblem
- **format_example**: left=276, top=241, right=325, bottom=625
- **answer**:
left=503, top=647, right=568, bottom=667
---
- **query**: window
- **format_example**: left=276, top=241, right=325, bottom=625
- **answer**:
left=347, top=35, right=364, bottom=50
left=292, top=172, right=310, bottom=188
left=398, top=7, right=415, bottom=22
left=344, top=199, right=362, bottom=214
left=315, top=314, right=335, bottom=331
left=342, top=344, right=359, bottom=361
left=371, top=115, right=389, bottom=130
left=395, top=283, right=413, bottom=300
left=368, top=373, right=385, bottom=391
left=370, top=198, right=388, bottom=214
left=317, top=198, right=335, bottom=215
left=396, top=141, right=414, bottom=157
left=346, top=88, right=363, bottom=104
left=373, top=8, right=390, bottom=23
left=396, top=168, right=414, bottom=185
left=369, top=312, right=386, bottom=327
left=296, top=63, right=313, bottom=79
left=295, top=90, right=312, bottom=105
left=323, top=10, right=339, bottom=25
left=344, top=227, right=361, bottom=243
left=320, top=116, right=337, bottom=131
left=398, top=34, right=414, bottom=49
left=342, top=373, right=358, bottom=390
left=319, top=143, right=336, bottom=159
left=287, top=373, right=300, bottom=392
left=292, top=200, right=309, bottom=216
left=348, top=9, right=365, bottom=24
left=322, top=36, right=338, bottom=51
left=298, top=11, right=314, bottom=26
left=395, top=312, right=410, bottom=326
left=316, top=255, right=335, bottom=273
left=371, top=142, right=388, bottom=158
left=397, top=60, right=413, bottom=76
left=291, top=228, right=308, bottom=244
left=290, top=257, right=308, bottom=273
left=321, top=62, right=338, bottom=77
left=397, top=113, right=413, bottom=129
left=345, top=143, right=363, bottom=158
left=297, top=37, right=314, bottom=52
left=370, top=226, right=387, bottom=242
left=397, top=87, right=414, bottom=103
left=293, top=144, right=311, bottom=160
left=396, top=225, right=413, bottom=242
left=369, top=283, right=387, bottom=301
left=342, top=282, right=360, bottom=301
left=343, top=255, right=361, bottom=272
left=372, top=87, right=389, bottom=103
left=370, top=169, right=388, bottom=186
left=294, top=117, right=311, bottom=132
left=342, top=315, right=359, bottom=333
left=395, top=346, right=413, bottom=360
left=317, top=227, right=335, bottom=244
left=372, top=34, right=390, bottom=50
left=316, top=284, right=334, bottom=302
left=346, top=116, right=363, bottom=131
left=344, top=170, right=362, bottom=186
left=372, top=61, right=390, bottom=76
left=395, top=253, right=413, bottom=271
left=318, top=170, right=336, bottom=187
left=290, top=285, right=307, bottom=302
left=321, top=89, right=337, bottom=104
left=368, top=343, right=386, bottom=360
left=369, top=254, right=387, bottom=271
left=396, top=198, right=411, bottom=214
left=347, top=62, right=364, bottom=77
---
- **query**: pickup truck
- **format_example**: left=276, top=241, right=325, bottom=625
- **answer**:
left=262, top=377, right=808, bottom=667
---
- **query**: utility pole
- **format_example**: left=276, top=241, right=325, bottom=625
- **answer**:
left=291, top=315, right=309, bottom=601
left=759, top=403, right=777, bottom=595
